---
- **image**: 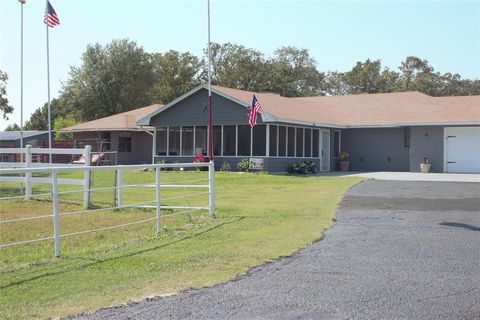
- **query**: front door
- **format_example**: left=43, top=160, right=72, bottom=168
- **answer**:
left=321, top=130, right=330, bottom=171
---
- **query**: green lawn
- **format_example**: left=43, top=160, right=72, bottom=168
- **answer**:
left=0, top=171, right=362, bottom=319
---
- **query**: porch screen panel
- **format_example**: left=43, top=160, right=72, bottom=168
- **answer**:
left=213, top=126, right=222, bottom=156
left=253, top=125, right=266, bottom=156
left=195, top=126, right=207, bottom=155
left=305, top=128, right=312, bottom=157
left=156, top=127, right=167, bottom=156
left=237, top=125, right=251, bottom=156
left=296, top=128, right=304, bottom=157
left=287, top=127, right=295, bottom=157
left=223, top=125, right=236, bottom=156
left=312, top=129, right=319, bottom=157
left=182, top=126, right=194, bottom=156
left=168, top=127, right=180, bottom=156
left=269, top=125, right=277, bottom=157
left=278, top=126, right=286, bottom=157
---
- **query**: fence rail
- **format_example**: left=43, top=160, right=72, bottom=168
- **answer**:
left=0, top=162, right=216, bottom=257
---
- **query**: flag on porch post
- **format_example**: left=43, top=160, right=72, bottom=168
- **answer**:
left=249, top=95, right=261, bottom=128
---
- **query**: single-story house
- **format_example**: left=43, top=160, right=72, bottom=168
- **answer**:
left=60, top=104, right=161, bottom=164
left=137, top=84, right=480, bottom=173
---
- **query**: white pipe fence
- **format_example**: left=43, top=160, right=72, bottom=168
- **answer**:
left=0, top=162, right=216, bottom=258
left=0, top=145, right=92, bottom=202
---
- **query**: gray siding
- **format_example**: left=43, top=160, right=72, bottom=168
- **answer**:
left=341, top=128, right=410, bottom=171
left=150, top=90, right=254, bottom=127
left=409, top=126, right=444, bottom=172
left=155, top=156, right=320, bottom=173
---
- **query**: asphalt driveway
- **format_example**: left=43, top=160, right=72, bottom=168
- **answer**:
left=74, top=180, right=480, bottom=320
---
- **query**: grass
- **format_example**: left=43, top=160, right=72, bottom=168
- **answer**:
left=0, top=171, right=362, bottom=319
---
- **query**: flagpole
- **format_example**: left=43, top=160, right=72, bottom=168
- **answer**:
left=207, top=0, right=214, bottom=161
left=19, top=0, right=26, bottom=155
left=46, top=0, right=52, bottom=163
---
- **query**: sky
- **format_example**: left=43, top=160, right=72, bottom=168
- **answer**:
left=1, top=0, right=479, bottom=130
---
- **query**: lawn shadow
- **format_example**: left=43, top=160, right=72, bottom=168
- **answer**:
left=1, top=217, right=245, bottom=289
left=439, top=222, right=480, bottom=232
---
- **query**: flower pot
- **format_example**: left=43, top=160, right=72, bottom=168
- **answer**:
left=339, top=160, right=350, bottom=171
left=420, top=163, right=431, bottom=173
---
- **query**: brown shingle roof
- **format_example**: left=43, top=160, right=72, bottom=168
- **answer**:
left=60, top=104, right=162, bottom=132
left=212, top=85, right=480, bottom=127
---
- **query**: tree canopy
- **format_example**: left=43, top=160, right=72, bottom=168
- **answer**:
left=1, top=70, right=13, bottom=120
left=21, top=39, right=479, bottom=130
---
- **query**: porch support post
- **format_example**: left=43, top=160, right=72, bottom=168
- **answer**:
left=152, top=127, right=157, bottom=164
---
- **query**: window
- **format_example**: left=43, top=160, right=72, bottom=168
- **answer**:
left=237, top=125, right=251, bottom=156
left=223, top=125, right=236, bottom=156
left=213, top=126, right=222, bottom=156
left=269, top=125, right=277, bottom=157
left=101, top=132, right=111, bottom=151
left=156, top=127, right=167, bottom=155
left=404, top=128, right=411, bottom=148
left=305, top=128, right=312, bottom=157
left=296, top=128, right=304, bottom=157
left=101, top=132, right=111, bottom=141
left=333, top=130, right=341, bottom=157
left=169, top=127, right=180, bottom=156
left=278, top=126, right=286, bottom=157
left=287, top=127, right=295, bottom=157
left=182, top=126, right=194, bottom=156
left=195, top=126, right=207, bottom=155
left=253, top=125, right=266, bottom=156
left=118, top=136, right=132, bottom=152
left=312, top=129, right=319, bottom=157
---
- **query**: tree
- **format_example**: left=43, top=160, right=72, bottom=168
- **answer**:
left=398, top=56, right=438, bottom=94
left=269, top=47, right=325, bottom=97
left=204, top=43, right=270, bottom=92
left=60, top=39, right=155, bottom=121
left=54, top=116, right=80, bottom=140
left=323, top=71, right=349, bottom=96
left=344, top=59, right=384, bottom=94
left=149, top=50, right=201, bottom=104
left=5, top=123, right=21, bottom=131
left=1, top=70, right=13, bottom=120
left=24, top=98, right=65, bottom=130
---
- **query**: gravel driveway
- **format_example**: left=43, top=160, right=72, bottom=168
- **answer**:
left=73, top=180, right=480, bottom=320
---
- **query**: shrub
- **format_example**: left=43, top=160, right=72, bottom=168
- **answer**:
left=220, top=162, right=231, bottom=172
left=237, top=158, right=250, bottom=172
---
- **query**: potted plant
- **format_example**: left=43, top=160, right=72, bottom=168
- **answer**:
left=420, top=157, right=431, bottom=173
left=193, top=154, right=208, bottom=171
left=338, top=151, right=350, bottom=171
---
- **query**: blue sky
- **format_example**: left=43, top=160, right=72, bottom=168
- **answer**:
left=1, top=0, right=479, bottom=130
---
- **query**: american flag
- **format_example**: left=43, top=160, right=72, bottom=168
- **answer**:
left=44, top=1, right=60, bottom=28
left=249, top=95, right=261, bottom=128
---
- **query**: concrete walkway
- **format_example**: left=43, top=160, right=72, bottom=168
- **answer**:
left=320, top=171, right=480, bottom=183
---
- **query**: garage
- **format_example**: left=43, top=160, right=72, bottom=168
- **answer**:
left=444, top=127, right=480, bottom=173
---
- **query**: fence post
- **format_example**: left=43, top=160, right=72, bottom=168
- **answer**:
left=117, top=167, right=123, bottom=208
left=25, top=144, right=32, bottom=198
left=83, top=145, right=92, bottom=209
left=155, top=166, right=161, bottom=234
left=208, top=161, right=216, bottom=216
left=51, top=171, right=61, bottom=258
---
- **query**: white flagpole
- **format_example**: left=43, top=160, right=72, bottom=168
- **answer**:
left=207, top=0, right=213, bottom=161
left=46, top=0, right=52, bottom=163
left=19, top=0, right=26, bottom=154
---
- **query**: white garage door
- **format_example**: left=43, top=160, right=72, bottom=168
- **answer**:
left=445, top=127, right=480, bottom=173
